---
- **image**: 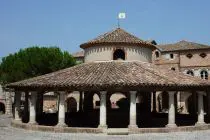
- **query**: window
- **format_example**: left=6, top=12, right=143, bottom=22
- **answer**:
left=170, top=54, right=174, bottom=59
left=155, top=51, right=160, bottom=58
left=200, top=53, right=207, bottom=58
left=113, top=49, right=125, bottom=60
left=171, top=67, right=175, bottom=71
left=186, top=53, right=193, bottom=59
left=186, top=70, right=194, bottom=76
left=200, top=70, right=208, bottom=80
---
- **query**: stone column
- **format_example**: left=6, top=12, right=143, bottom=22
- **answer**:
left=129, top=91, right=137, bottom=128
left=14, top=92, right=21, bottom=121
left=166, top=91, right=177, bottom=127
left=98, top=91, right=107, bottom=128
left=152, top=92, right=157, bottom=113
left=156, top=91, right=161, bottom=112
left=29, top=92, right=37, bottom=124
left=79, top=91, right=83, bottom=112
left=196, top=91, right=206, bottom=126
left=57, top=92, right=66, bottom=127
left=5, top=91, right=13, bottom=116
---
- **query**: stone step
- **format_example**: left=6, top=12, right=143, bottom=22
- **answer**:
left=107, top=128, right=129, bottom=135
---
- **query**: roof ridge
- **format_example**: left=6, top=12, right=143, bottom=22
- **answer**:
left=92, top=28, right=118, bottom=41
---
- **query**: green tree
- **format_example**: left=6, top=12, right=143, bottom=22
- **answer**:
left=0, top=46, right=76, bottom=84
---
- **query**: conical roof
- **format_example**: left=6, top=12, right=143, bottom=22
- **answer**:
left=80, top=28, right=155, bottom=49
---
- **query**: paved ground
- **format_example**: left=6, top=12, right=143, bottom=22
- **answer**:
left=0, top=115, right=210, bottom=140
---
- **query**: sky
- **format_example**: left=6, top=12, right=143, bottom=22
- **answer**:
left=1, top=0, right=210, bottom=58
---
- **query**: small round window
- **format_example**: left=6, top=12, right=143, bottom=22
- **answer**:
left=186, top=53, right=193, bottom=58
left=200, top=53, right=207, bottom=58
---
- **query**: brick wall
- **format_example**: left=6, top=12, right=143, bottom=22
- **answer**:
left=180, top=50, right=210, bottom=67
left=153, top=51, right=180, bottom=65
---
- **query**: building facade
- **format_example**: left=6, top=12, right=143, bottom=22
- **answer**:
left=153, top=40, right=210, bottom=114
left=73, top=40, right=210, bottom=114
left=5, top=28, right=210, bottom=135
left=7, top=38, right=208, bottom=117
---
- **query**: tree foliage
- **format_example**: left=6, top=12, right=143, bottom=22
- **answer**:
left=0, top=46, right=76, bottom=84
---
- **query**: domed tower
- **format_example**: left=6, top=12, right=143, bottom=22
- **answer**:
left=80, top=28, right=156, bottom=63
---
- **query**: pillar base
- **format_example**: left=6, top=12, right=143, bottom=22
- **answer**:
left=128, top=124, right=138, bottom=129
left=7, top=114, right=13, bottom=118
left=195, top=122, right=206, bottom=126
left=166, top=124, right=177, bottom=128
left=56, top=123, right=67, bottom=127
left=14, top=118, right=21, bottom=121
left=28, top=121, right=37, bottom=125
left=98, top=125, right=108, bottom=129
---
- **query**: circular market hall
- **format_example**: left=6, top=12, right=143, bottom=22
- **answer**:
left=7, top=28, right=210, bottom=134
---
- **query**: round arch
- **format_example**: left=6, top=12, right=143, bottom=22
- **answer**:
left=110, top=93, right=127, bottom=109
left=42, top=92, right=58, bottom=113
left=93, top=93, right=100, bottom=109
left=66, top=97, right=77, bottom=113
left=113, top=49, right=125, bottom=60
left=108, top=92, right=129, bottom=128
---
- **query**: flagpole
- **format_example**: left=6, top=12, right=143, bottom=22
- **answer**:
left=117, top=12, right=125, bottom=28
left=117, top=18, right=120, bottom=28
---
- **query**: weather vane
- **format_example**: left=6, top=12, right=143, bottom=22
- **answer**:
left=117, top=12, right=126, bottom=28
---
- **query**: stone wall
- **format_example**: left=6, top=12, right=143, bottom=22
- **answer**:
left=0, top=85, right=13, bottom=115
left=155, top=63, right=180, bottom=72
left=0, top=85, right=6, bottom=114
left=43, top=95, right=58, bottom=113
left=153, top=51, right=180, bottom=66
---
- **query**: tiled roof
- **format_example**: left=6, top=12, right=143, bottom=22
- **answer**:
left=157, top=40, right=210, bottom=52
left=72, top=51, right=84, bottom=58
left=80, top=28, right=156, bottom=49
left=7, top=61, right=210, bottom=91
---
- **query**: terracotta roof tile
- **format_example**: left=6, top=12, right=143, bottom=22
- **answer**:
left=157, top=40, right=210, bottom=52
left=7, top=61, right=210, bottom=91
left=80, top=28, right=156, bottom=49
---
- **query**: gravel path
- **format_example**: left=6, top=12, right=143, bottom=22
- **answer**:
left=0, top=115, right=210, bottom=140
